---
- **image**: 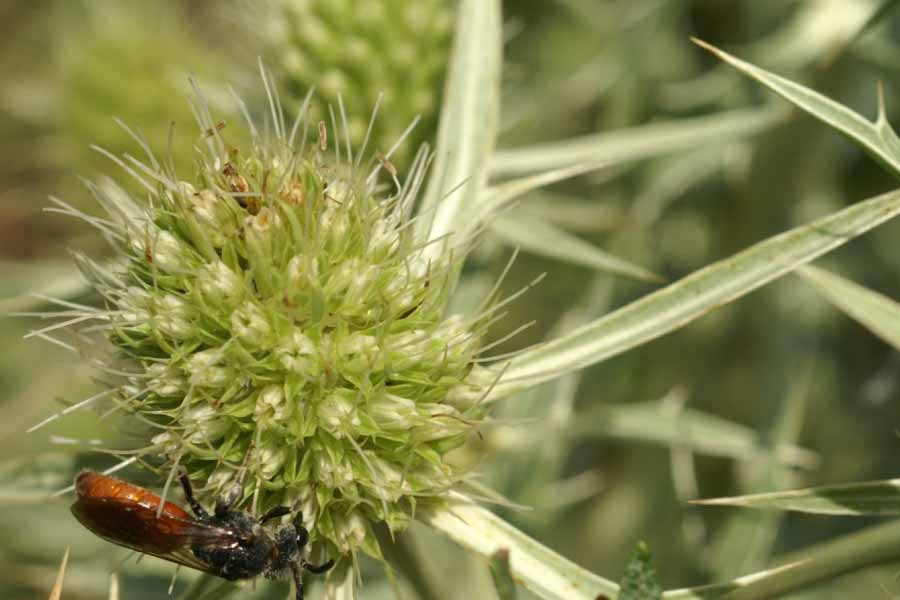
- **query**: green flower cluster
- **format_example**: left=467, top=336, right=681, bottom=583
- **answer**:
left=262, top=0, right=452, bottom=171
left=85, top=106, right=491, bottom=559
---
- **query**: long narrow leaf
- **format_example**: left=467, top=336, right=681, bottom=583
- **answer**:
left=694, top=479, right=900, bottom=516
left=568, top=401, right=817, bottom=468
left=799, top=265, right=900, bottom=350
left=474, top=162, right=609, bottom=228
left=490, top=106, right=783, bottom=178
left=667, top=519, right=900, bottom=600
left=426, top=495, right=900, bottom=600
left=707, top=371, right=810, bottom=577
left=694, top=38, right=900, bottom=177
left=490, top=212, right=662, bottom=283
left=514, top=192, right=626, bottom=233
left=489, top=188, right=900, bottom=400
left=423, top=493, right=619, bottom=600
left=418, top=0, right=501, bottom=258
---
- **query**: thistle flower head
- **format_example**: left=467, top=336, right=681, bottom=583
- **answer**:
left=65, top=82, right=496, bottom=561
left=262, top=0, right=453, bottom=172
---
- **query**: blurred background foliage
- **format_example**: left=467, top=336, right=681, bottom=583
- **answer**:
left=1, top=0, right=900, bottom=598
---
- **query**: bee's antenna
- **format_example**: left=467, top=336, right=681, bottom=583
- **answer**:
left=178, top=472, right=210, bottom=520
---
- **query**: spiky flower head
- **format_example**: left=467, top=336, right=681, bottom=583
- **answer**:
left=66, top=84, right=495, bottom=561
left=262, top=0, right=453, bottom=172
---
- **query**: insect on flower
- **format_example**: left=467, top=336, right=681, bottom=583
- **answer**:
left=71, top=470, right=334, bottom=599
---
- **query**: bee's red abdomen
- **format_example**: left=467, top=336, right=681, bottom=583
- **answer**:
left=74, top=471, right=190, bottom=519
left=72, top=471, right=194, bottom=553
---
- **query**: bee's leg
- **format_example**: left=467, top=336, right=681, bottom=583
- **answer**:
left=302, top=558, right=335, bottom=574
left=178, top=472, right=209, bottom=520
left=260, top=505, right=292, bottom=523
left=290, top=563, right=305, bottom=600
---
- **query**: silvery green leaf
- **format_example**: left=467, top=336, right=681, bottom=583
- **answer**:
left=694, top=38, right=900, bottom=176
left=423, top=492, right=619, bottom=600
left=568, top=401, right=817, bottom=468
left=489, top=188, right=900, bottom=400
left=799, top=265, right=900, bottom=350
left=489, top=212, right=662, bottom=282
left=419, top=0, right=501, bottom=258
left=490, top=106, right=783, bottom=178
left=694, top=479, right=900, bottom=515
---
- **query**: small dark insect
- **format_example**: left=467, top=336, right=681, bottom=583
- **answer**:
left=71, top=470, right=334, bottom=600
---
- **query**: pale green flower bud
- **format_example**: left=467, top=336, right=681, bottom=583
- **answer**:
left=138, top=229, right=189, bottom=273
left=334, top=510, right=368, bottom=555
left=146, top=363, right=186, bottom=397
left=188, top=189, right=232, bottom=247
left=318, top=391, right=361, bottom=438
left=118, top=286, right=152, bottom=324
left=367, top=393, right=418, bottom=430
left=337, top=333, right=383, bottom=376
left=186, top=348, right=231, bottom=388
left=255, top=384, right=292, bottom=423
left=198, top=260, right=243, bottom=304
left=230, top=301, right=272, bottom=346
left=152, top=294, right=193, bottom=339
left=151, top=431, right=179, bottom=454
left=278, top=331, right=320, bottom=375
left=207, top=466, right=235, bottom=491
left=254, top=434, right=287, bottom=479
left=184, top=406, right=231, bottom=444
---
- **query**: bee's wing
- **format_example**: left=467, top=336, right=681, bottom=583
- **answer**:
left=125, top=535, right=219, bottom=574
left=72, top=495, right=240, bottom=575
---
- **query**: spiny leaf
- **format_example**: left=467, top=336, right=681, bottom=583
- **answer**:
left=693, top=38, right=900, bottom=177
left=693, top=479, right=900, bottom=516
left=799, top=265, right=900, bottom=350
left=490, top=106, right=783, bottom=178
left=424, top=492, right=619, bottom=600
left=568, top=400, right=817, bottom=468
left=490, top=212, right=663, bottom=283
left=489, top=187, right=900, bottom=400
left=419, top=0, right=501, bottom=263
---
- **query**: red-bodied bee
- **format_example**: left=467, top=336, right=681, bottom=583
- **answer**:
left=71, top=470, right=334, bottom=600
